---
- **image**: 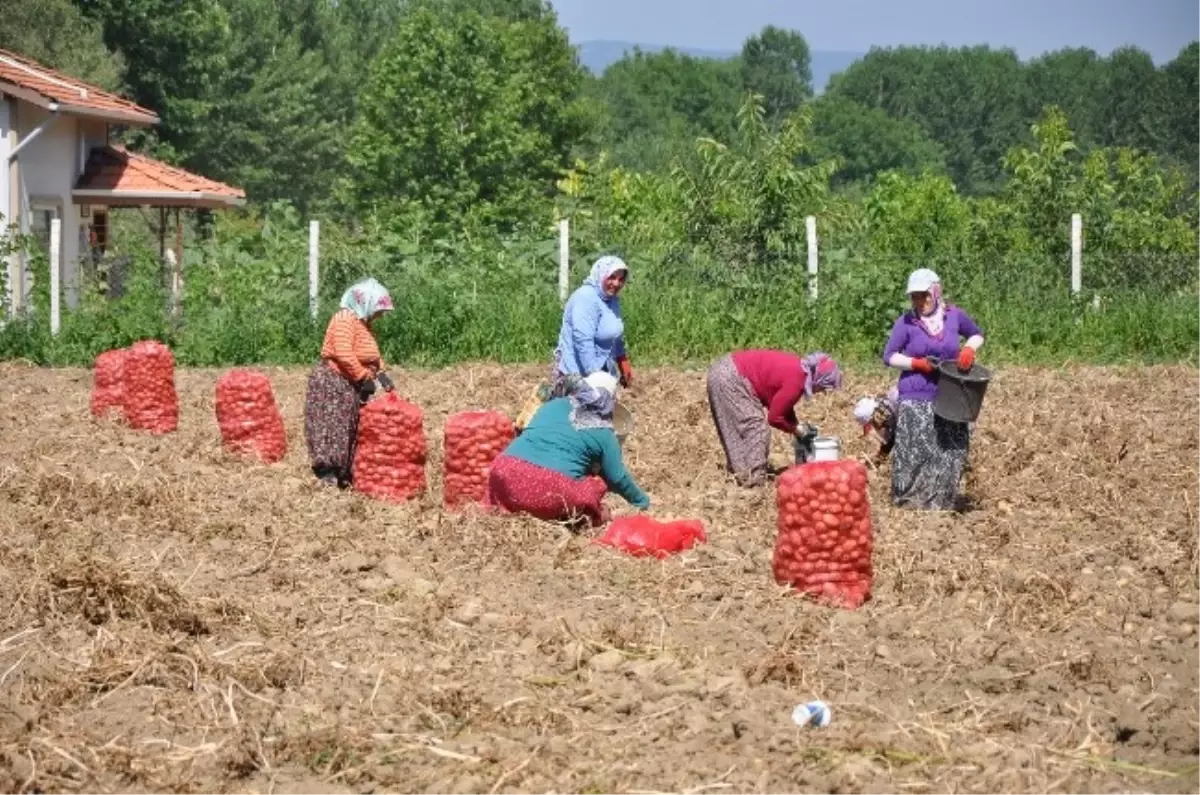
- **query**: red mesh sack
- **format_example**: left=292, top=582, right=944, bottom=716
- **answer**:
left=353, top=393, right=427, bottom=503
left=443, top=410, right=515, bottom=509
left=774, top=460, right=874, bottom=609
left=595, top=515, right=708, bottom=559
left=90, top=347, right=128, bottom=420
left=214, top=369, right=287, bottom=464
left=122, top=340, right=179, bottom=434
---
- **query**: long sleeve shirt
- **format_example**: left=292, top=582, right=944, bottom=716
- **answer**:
left=321, top=309, right=385, bottom=383
left=731, top=349, right=809, bottom=434
left=882, top=306, right=983, bottom=401
left=503, top=398, right=649, bottom=509
left=554, top=284, right=626, bottom=377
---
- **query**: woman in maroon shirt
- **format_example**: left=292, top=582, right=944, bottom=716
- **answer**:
left=705, top=349, right=843, bottom=486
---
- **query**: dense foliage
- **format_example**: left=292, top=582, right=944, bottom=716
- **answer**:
left=0, top=0, right=1196, bottom=367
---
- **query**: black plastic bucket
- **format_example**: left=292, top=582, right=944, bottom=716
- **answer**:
left=933, top=359, right=991, bottom=423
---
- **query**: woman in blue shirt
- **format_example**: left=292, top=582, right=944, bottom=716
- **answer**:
left=489, top=372, right=649, bottom=529
left=549, top=256, right=634, bottom=398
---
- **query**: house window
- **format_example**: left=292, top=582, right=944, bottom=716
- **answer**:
left=90, top=210, right=109, bottom=255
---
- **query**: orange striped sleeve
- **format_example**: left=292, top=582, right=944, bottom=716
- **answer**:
left=321, top=310, right=372, bottom=382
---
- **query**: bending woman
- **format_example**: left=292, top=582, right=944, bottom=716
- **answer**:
left=304, top=278, right=396, bottom=488
left=706, top=349, right=843, bottom=487
left=488, top=372, right=649, bottom=528
left=882, top=268, right=984, bottom=510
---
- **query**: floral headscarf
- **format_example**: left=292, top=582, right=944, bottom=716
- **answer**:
left=340, top=278, right=394, bottom=321
left=801, top=352, right=843, bottom=399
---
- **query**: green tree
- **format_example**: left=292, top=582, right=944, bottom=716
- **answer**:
left=671, top=94, right=840, bottom=270
left=77, top=0, right=233, bottom=163
left=0, top=0, right=125, bottom=91
left=1095, top=46, right=1163, bottom=152
left=585, top=48, right=742, bottom=173
left=1023, top=47, right=1104, bottom=148
left=826, top=45, right=1030, bottom=194
left=1158, top=43, right=1199, bottom=173
left=192, top=0, right=340, bottom=210
left=739, top=26, right=812, bottom=124
left=345, top=6, right=588, bottom=230
left=808, top=96, right=946, bottom=187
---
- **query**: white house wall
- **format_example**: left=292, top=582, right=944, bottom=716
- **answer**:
left=1, top=96, right=13, bottom=313
left=17, top=101, right=82, bottom=308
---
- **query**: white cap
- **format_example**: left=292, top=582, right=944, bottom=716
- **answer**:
left=906, top=268, right=940, bottom=294
left=584, top=371, right=619, bottom=395
left=853, top=397, right=878, bottom=426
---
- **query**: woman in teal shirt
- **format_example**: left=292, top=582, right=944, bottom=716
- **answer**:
left=488, top=372, right=649, bottom=528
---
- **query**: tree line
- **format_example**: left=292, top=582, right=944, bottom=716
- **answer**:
left=2, top=0, right=1195, bottom=224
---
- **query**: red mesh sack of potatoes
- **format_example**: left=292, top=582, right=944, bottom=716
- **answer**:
left=353, top=393, right=427, bottom=503
left=90, top=347, right=128, bottom=420
left=443, top=410, right=515, bottom=509
left=595, top=515, right=708, bottom=559
left=773, top=460, right=874, bottom=609
left=214, top=369, right=287, bottom=464
left=122, top=340, right=179, bottom=434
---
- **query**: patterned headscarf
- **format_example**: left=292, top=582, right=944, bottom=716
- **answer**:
left=907, top=269, right=946, bottom=337
left=584, top=256, right=629, bottom=297
left=340, top=278, right=394, bottom=321
left=801, top=352, right=843, bottom=399
left=569, top=372, right=618, bottom=431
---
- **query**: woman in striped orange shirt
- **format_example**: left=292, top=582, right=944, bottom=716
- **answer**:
left=304, top=278, right=396, bottom=487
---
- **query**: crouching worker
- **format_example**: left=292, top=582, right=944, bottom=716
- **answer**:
left=853, top=387, right=899, bottom=463
left=488, top=372, right=649, bottom=528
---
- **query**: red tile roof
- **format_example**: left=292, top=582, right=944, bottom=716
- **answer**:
left=0, top=49, right=158, bottom=125
left=74, top=145, right=246, bottom=209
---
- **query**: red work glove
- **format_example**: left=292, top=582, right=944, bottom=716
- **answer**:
left=911, top=357, right=936, bottom=375
left=616, top=356, right=633, bottom=388
left=957, top=347, right=976, bottom=372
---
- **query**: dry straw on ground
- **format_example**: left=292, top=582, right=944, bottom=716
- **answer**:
left=0, top=361, right=1197, bottom=794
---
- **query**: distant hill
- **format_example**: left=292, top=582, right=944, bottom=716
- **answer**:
left=576, top=40, right=865, bottom=94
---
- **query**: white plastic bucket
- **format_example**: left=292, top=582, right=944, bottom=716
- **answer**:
left=812, top=436, right=841, bottom=462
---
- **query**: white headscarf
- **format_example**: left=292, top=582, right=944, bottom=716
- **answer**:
left=853, top=397, right=878, bottom=426
left=585, top=256, right=629, bottom=298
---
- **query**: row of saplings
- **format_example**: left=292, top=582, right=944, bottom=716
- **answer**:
left=90, top=341, right=874, bottom=610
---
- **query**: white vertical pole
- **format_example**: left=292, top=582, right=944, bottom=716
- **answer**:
left=1070, top=213, right=1082, bottom=296
left=308, top=220, right=319, bottom=320
left=805, top=215, right=818, bottom=301
left=49, top=217, right=61, bottom=336
left=558, top=219, right=569, bottom=304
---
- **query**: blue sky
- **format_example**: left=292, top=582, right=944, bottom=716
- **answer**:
left=548, top=0, right=1198, bottom=63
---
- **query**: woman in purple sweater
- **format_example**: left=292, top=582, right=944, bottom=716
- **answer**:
left=883, top=269, right=984, bottom=510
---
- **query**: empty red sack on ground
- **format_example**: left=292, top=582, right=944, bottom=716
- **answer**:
left=774, top=460, right=874, bottom=609
left=595, top=515, right=708, bottom=559
left=353, top=393, right=427, bottom=503
left=215, top=369, right=288, bottom=464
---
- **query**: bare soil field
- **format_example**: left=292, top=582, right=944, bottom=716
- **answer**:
left=0, top=361, right=1197, bottom=794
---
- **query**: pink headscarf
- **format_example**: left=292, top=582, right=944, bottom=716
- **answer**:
left=801, top=352, right=843, bottom=398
